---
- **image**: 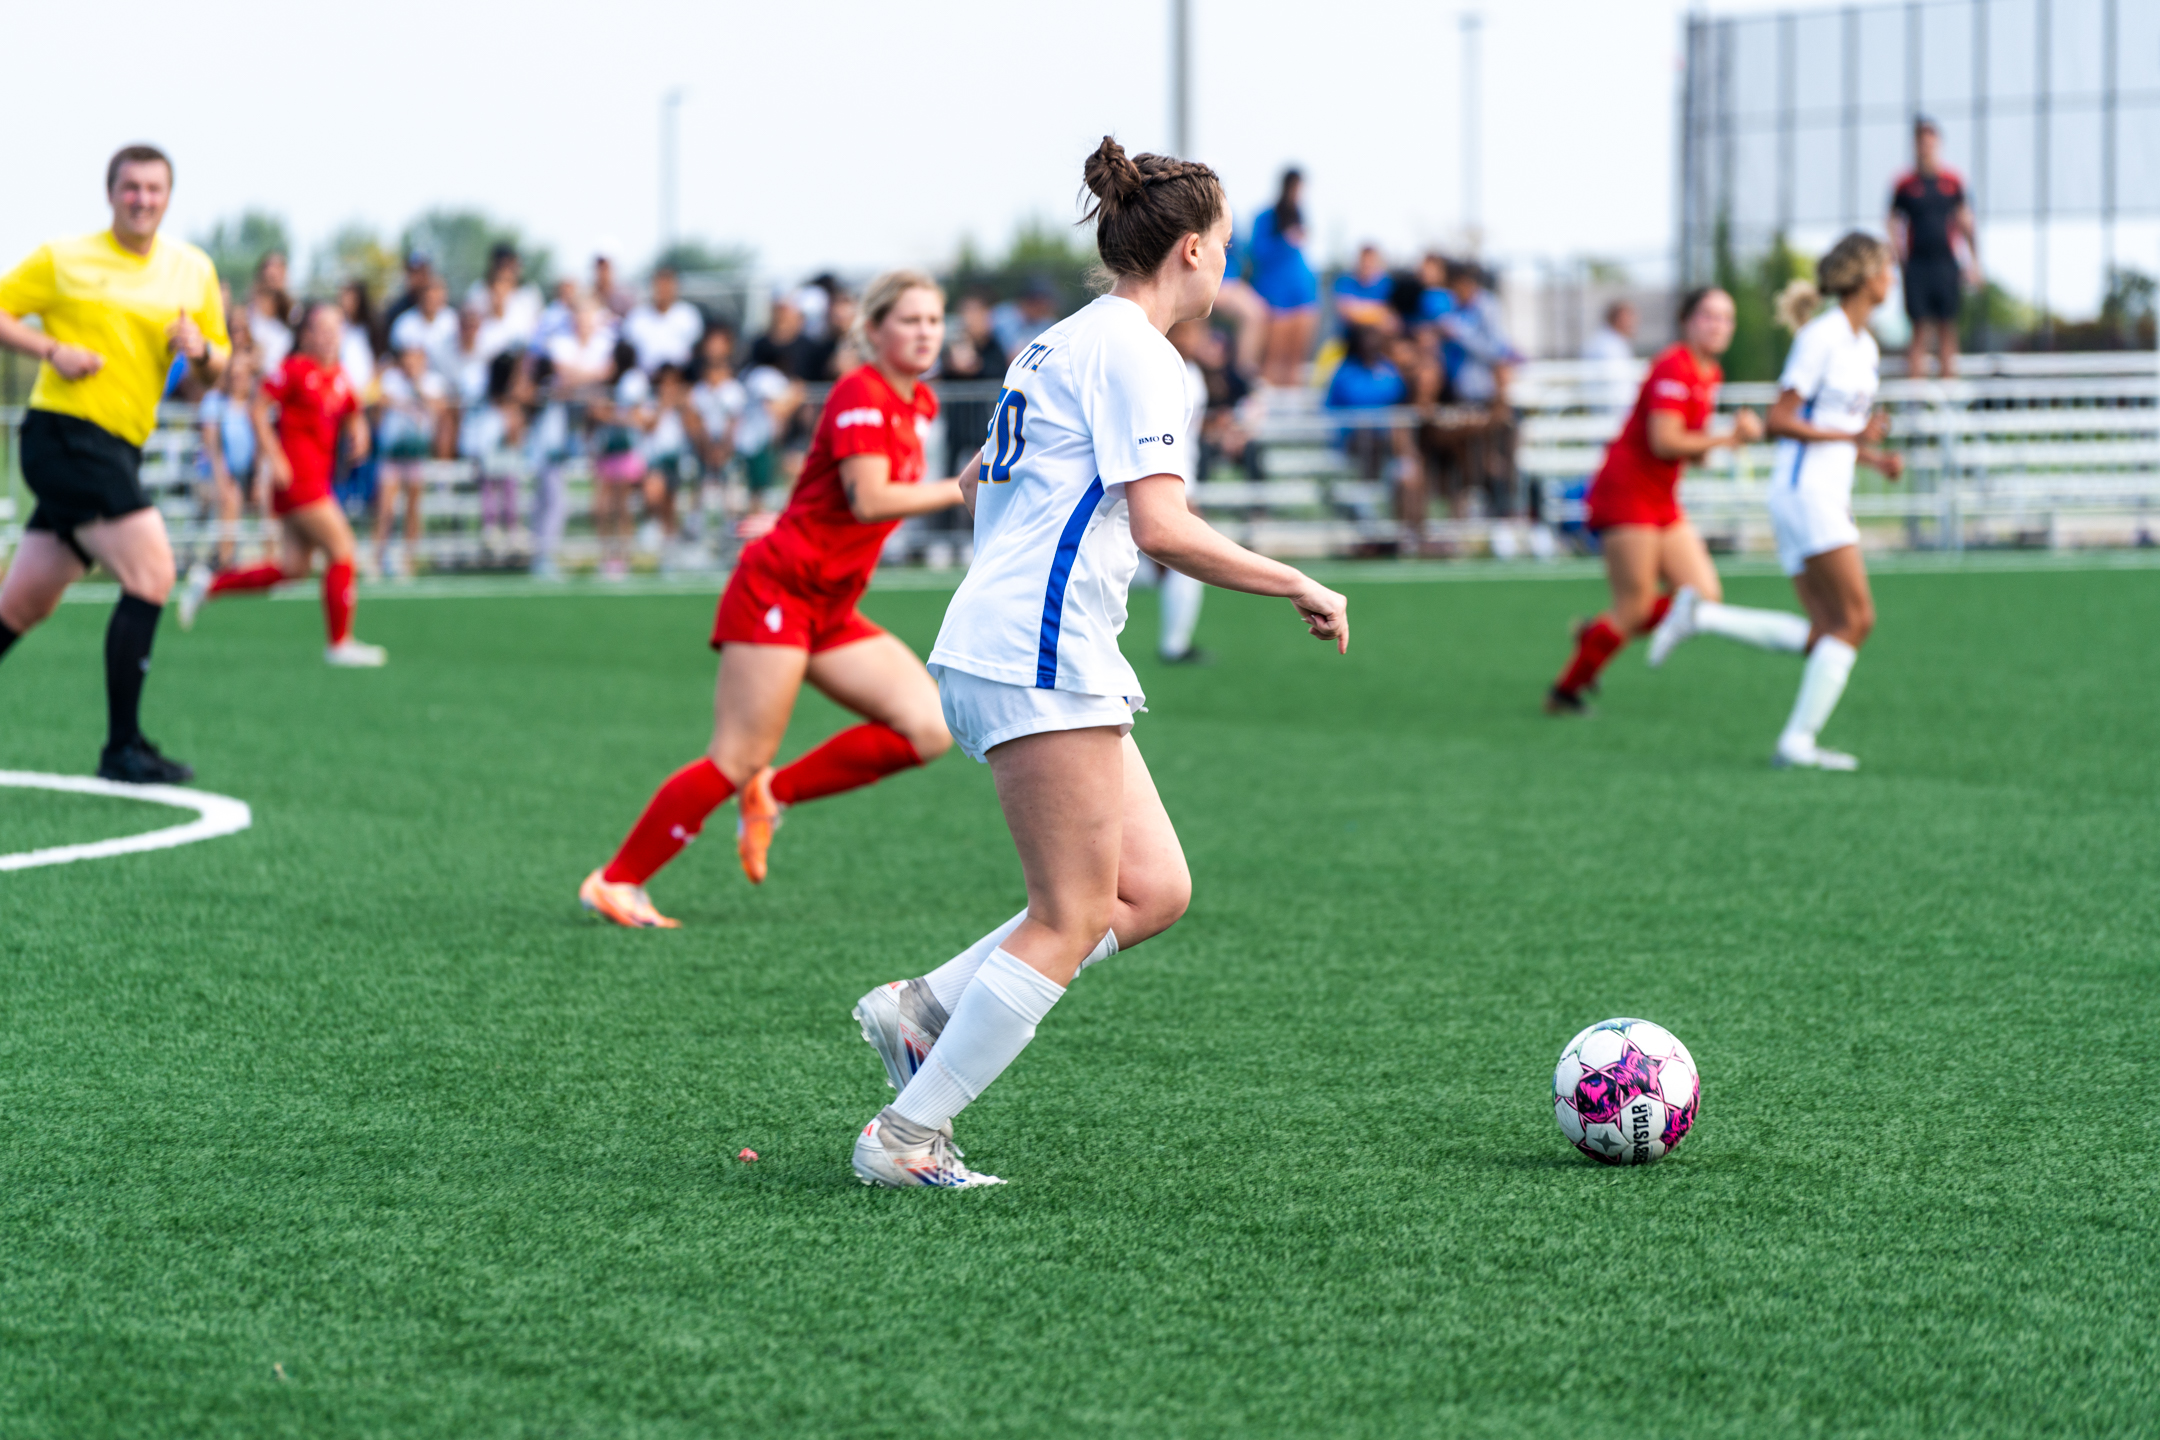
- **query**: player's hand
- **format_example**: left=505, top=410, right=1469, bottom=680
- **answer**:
left=1731, top=408, right=1764, bottom=445
left=1860, top=410, right=1892, bottom=445
left=47, top=344, right=103, bottom=380
left=1869, top=449, right=1906, bottom=482
left=1291, top=579, right=1349, bottom=654
left=167, top=311, right=207, bottom=361
left=734, top=511, right=779, bottom=541
left=266, top=451, right=292, bottom=490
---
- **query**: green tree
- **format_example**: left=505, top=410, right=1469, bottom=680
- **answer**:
left=195, top=210, right=291, bottom=291
left=651, top=238, right=754, bottom=279
left=1715, top=221, right=1809, bottom=382
left=398, top=209, right=552, bottom=298
left=947, top=217, right=1098, bottom=314
left=305, top=223, right=399, bottom=306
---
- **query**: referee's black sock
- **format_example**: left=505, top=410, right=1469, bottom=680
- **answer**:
left=0, top=618, right=19, bottom=662
left=103, top=594, right=163, bottom=750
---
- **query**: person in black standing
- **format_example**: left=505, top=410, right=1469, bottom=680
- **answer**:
left=1888, top=116, right=1980, bottom=378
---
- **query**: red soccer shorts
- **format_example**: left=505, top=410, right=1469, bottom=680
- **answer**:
left=1585, top=478, right=1682, bottom=532
left=710, top=549, right=885, bottom=653
left=272, top=478, right=334, bottom=518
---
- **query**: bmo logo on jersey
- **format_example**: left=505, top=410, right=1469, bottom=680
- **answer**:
left=1137, top=433, right=1175, bottom=446
left=834, top=407, right=884, bottom=430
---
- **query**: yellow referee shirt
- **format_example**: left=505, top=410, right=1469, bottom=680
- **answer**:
left=0, top=231, right=230, bottom=448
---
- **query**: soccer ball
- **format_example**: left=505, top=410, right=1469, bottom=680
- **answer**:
left=1552, top=1018, right=1699, bottom=1165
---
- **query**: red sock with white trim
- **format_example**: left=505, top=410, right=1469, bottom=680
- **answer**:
left=1556, top=617, right=1627, bottom=696
left=769, top=723, right=922, bottom=806
left=603, top=757, right=737, bottom=884
left=207, top=563, right=284, bottom=597
left=322, top=561, right=356, bottom=645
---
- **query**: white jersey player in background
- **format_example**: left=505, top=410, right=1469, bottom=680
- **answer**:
left=1664, top=232, right=1902, bottom=770
left=848, top=137, right=1350, bottom=1187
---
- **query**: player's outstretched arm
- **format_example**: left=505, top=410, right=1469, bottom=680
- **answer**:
left=839, top=454, right=966, bottom=523
left=1128, top=474, right=1347, bottom=653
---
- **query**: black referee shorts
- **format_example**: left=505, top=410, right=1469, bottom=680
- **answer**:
left=1902, top=258, right=1963, bottom=323
left=19, top=409, right=153, bottom=565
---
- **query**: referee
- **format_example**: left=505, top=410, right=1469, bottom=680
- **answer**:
left=0, top=144, right=228, bottom=783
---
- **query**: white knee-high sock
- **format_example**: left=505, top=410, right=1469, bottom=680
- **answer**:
left=891, top=948, right=1064, bottom=1130
left=923, top=909, right=1028, bottom=1012
left=1696, top=601, right=1810, bottom=653
left=1780, top=637, right=1857, bottom=747
left=922, top=917, right=1112, bottom=1011
left=1160, top=568, right=1204, bottom=658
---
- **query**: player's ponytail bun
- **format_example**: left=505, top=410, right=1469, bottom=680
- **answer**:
left=1079, top=136, right=1226, bottom=280
left=1780, top=230, right=1893, bottom=330
left=1773, top=278, right=1822, bottom=333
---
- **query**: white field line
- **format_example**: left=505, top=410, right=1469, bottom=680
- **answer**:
left=0, top=771, right=252, bottom=872
left=47, top=546, right=2160, bottom=610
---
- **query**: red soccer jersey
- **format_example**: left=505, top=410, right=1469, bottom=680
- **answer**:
left=263, top=353, right=359, bottom=492
left=1592, top=344, right=1720, bottom=505
left=752, top=364, right=938, bottom=596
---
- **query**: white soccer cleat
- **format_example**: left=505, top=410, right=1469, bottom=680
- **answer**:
left=176, top=563, right=212, bottom=632
left=325, top=639, right=389, bottom=667
left=853, top=978, right=950, bottom=1094
left=1773, top=737, right=1859, bottom=771
left=1646, top=586, right=1700, bottom=668
left=851, top=1108, right=1003, bottom=1189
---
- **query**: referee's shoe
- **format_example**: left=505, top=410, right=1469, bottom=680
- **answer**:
left=98, top=735, right=193, bottom=785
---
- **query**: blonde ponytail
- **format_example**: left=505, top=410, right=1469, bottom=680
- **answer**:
left=1774, top=278, right=1822, bottom=332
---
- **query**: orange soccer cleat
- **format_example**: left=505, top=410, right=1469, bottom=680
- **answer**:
left=735, top=766, right=783, bottom=884
left=579, top=868, right=680, bottom=929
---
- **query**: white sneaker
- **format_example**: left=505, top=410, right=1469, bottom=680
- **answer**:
left=176, top=563, right=212, bottom=631
left=851, top=1108, right=1003, bottom=1189
left=1773, top=736, right=1858, bottom=771
left=325, top=639, right=389, bottom=667
left=853, top=978, right=950, bottom=1094
left=1647, top=586, right=1700, bottom=668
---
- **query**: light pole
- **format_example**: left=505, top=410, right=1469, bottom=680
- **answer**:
left=1461, top=11, right=1483, bottom=254
left=1170, top=0, right=1191, bottom=156
left=660, top=88, right=685, bottom=259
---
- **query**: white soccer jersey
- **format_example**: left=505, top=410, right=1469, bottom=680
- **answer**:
left=1771, top=309, right=1881, bottom=496
left=930, top=296, right=1194, bottom=697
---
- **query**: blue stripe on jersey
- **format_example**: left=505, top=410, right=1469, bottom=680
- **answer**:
left=1035, top=476, right=1106, bottom=689
left=1782, top=392, right=1821, bottom=488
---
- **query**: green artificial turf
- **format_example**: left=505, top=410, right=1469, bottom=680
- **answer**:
left=1, top=564, right=2155, bottom=1438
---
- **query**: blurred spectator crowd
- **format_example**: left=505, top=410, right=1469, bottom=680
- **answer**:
left=178, top=203, right=1529, bottom=577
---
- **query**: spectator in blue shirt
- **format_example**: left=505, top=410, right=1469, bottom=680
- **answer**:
left=1332, top=244, right=1398, bottom=336
left=1412, top=253, right=1456, bottom=329
left=1437, top=263, right=1522, bottom=405
left=1246, top=168, right=1318, bottom=387
left=1326, top=325, right=1412, bottom=480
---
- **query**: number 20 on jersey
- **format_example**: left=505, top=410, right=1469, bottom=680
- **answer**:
left=981, top=387, right=1027, bottom=484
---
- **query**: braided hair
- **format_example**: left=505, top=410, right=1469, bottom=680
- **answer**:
left=1080, top=136, right=1227, bottom=280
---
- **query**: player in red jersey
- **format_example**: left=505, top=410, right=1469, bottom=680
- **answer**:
left=580, top=270, right=972, bottom=927
left=176, top=302, right=386, bottom=665
left=1545, top=286, right=1810, bottom=713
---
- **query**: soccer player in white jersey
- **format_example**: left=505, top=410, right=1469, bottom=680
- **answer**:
left=1702, top=233, right=1900, bottom=770
left=847, top=138, right=1350, bottom=1188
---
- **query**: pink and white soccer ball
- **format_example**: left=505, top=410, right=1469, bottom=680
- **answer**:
left=1552, top=1018, right=1699, bottom=1165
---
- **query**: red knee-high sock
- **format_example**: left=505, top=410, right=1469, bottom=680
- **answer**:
left=1556, top=617, right=1627, bottom=695
left=603, top=757, right=737, bottom=884
left=769, top=723, right=923, bottom=806
left=322, top=561, right=356, bottom=645
left=1639, top=593, right=1673, bottom=634
left=207, top=562, right=285, bottom=598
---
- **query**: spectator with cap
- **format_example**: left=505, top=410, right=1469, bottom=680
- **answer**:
left=383, top=249, right=436, bottom=338
left=623, top=265, right=704, bottom=374
left=991, top=279, right=1059, bottom=355
left=1889, top=116, right=1979, bottom=378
